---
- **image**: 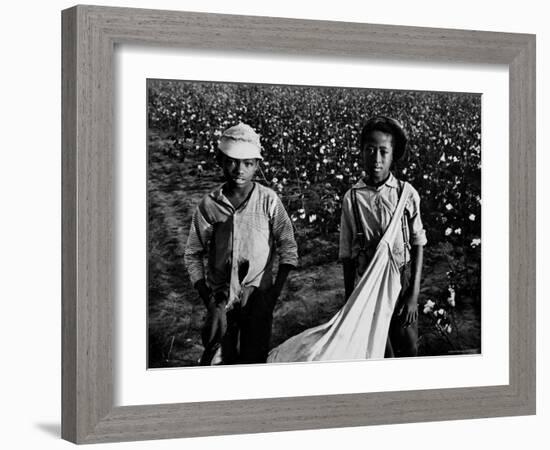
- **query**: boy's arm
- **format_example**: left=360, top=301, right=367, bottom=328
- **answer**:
left=339, top=192, right=355, bottom=301
left=270, top=197, right=299, bottom=268
left=409, top=244, right=424, bottom=296
left=184, top=204, right=228, bottom=350
left=193, top=279, right=214, bottom=309
left=269, top=197, right=299, bottom=305
left=398, top=186, right=427, bottom=326
left=342, top=258, right=356, bottom=301
left=184, top=207, right=213, bottom=309
left=398, top=244, right=424, bottom=327
left=268, top=263, right=293, bottom=306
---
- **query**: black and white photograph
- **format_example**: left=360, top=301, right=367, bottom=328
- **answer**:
left=2, top=0, right=544, bottom=447
left=147, top=79, right=482, bottom=368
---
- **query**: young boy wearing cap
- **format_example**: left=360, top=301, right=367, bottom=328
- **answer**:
left=339, top=116, right=427, bottom=358
left=184, top=123, right=298, bottom=365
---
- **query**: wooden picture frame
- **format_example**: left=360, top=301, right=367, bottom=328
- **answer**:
left=61, top=5, right=536, bottom=444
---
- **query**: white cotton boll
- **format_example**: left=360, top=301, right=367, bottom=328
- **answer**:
left=470, top=238, right=481, bottom=248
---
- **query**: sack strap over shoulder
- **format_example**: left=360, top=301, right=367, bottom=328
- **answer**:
left=397, top=180, right=411, bottom=262
left=350, top=188, right=367, bottom=252
left=351, top=179, right=410, bottom=253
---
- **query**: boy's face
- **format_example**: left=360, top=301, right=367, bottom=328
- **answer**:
left=362, top=130, right=394, bottom=182
left=220, top=155, right=259, bottom=189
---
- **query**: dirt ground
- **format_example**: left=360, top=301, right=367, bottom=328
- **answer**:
left=147, top=139, right=481, bottom=368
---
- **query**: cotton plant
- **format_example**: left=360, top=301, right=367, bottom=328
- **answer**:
left=421, top=285, right=460, bottom=349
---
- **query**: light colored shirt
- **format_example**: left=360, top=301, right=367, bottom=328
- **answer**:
left=184, top=182, right=298, bottom=309
left=339, top=173, right=427, bottom=269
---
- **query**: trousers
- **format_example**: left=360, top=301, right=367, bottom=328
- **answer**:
left=201, top=287, right=275, bottom=365
left=385, top=263, right=418, bottom=357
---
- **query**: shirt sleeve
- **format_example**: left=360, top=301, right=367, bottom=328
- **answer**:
left=406, top=187, right=427, bottom=246
left=270, top=195, right=299, bottom=267
left=338, top=190, right=354, bottom=260
left=184, top=203, right=212, bottom=285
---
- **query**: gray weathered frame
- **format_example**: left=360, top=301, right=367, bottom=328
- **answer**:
left=61, top=4, right=536, bottom=444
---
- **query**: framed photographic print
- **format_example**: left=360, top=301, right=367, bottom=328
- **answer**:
left=147, top=79, right=482, bottom=369
left=62, top=4, right=535, bottom=444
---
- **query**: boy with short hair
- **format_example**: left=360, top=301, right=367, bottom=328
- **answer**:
left=184, top=122, right=298, bottom=365
left=339, top=116, right=427, bottom=357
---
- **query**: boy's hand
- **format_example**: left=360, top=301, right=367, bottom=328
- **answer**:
left=195, top=279, right=228, bottom=347
left=267, top=263, right=293, bottom=309
left=342, top=258, right=356, bottom=301
left=202, top=303, right=227, bottom=348
left=398, top=293, right=418, bottom=328
left=265, top=286, right=282, bottom=309
left=195, top=279, right=213, bottom=308
left=399, top=245, right=424, bottom=328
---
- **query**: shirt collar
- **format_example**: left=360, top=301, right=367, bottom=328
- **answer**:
left=353, top=173, right=399, bottom=190
left=209, top=182, right=257, bottom=210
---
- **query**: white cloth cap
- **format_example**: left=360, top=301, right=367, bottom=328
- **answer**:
left=218, top=122, right=263, bottom=160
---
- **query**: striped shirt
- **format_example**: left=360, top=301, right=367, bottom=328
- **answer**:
left=184, top=182, right=298, bottom=309
left=339, top=173, right=427, bottom=269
